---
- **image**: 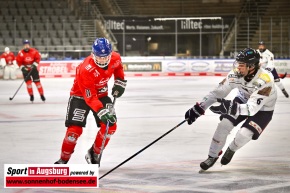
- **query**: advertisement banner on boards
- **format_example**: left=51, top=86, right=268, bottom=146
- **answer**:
left=123, top=62, right=162, bottom=72
left=38, top=61, right=79, bottom=77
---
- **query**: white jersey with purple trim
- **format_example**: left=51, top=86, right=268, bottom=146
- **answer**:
left=200, top=68, right=277, bottom=116
left=257, top=49, right=274, bottom=71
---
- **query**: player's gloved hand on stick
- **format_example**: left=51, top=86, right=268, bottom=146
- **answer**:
left=20, top=66, right=29, bottom=73
left=112, top=79, right=127, bottom=98
left=185, top=103, right=205, bottom=125
left=97, top=107, right=116, bottom=126
left=209, top=98, right=238, bottom=116
left=31, top=62, right=38, bottom=70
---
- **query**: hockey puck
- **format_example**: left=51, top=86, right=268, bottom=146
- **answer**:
left=9, top=97, right=13, bottom=100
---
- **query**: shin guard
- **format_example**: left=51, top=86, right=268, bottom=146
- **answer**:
left=35, top=81, right=44, bottom=95
left=60, top=125, right=83, bottom=161
left=26, top=80, right=33, bottom=96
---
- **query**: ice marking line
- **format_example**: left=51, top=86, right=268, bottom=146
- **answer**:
left=0, top=113, right=19, bottom=119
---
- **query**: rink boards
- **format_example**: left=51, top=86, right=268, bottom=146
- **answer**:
left=0, top=57, right=290, bottom=78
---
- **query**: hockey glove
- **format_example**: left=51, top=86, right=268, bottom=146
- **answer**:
left=97, top=107, right=117, bottom=126
left=112, top=78, right=127, bottom=98
left=209, top=98, right=238, bottom=116
left=185, top=103, right=205, bottom=125
left=20, top=66, right=29, bottom=73
left=31, top=62, right=38, bottom=70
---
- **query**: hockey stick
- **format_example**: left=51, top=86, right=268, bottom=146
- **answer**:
left=9, top=69, right=33, bottom=101
left=99, top=119, right=187, bottom=180
left=98, top=96, right=117, bottom=165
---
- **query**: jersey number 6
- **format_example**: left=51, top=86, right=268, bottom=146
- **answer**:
left=257, top=98, right=263, bottom=105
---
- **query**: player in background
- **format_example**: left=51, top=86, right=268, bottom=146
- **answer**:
left=54, top=38, right=127, bottom=165
left=257, top=41, right=289, bottom=98
left=16, top=40, right=45, bottom=102
left=0, top=47, right=17, bottom=80
left=185, top=48, right=277, bottom=171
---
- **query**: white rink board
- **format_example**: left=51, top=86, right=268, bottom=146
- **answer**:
left=0, top=58, right=289, bottom=79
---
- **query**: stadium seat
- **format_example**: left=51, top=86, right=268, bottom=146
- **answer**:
left=16, top=23, right=27, bottom=31
left=19, top=31, right=30, bottom=38
left=32, top=2, right=42, bottom=9
left=4, top=38, right=14, bottom=46
left=45, top=8, right=55, bottom=15
left=27, top=8, right=37, bottom=16
left=31, top=15, right=42, bottom=22
left=14, top=15, right=23, bottom=23
left=48, top=31, right=57, bottom=38
left=1, top=31, right=11, bottom=38
left=35, top=31, right=46, bottom=38
left=50, top=15, right=60, bottom=22
left=9, top=8, right=19, bottom=16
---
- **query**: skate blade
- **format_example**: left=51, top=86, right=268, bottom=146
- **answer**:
left=198, top=169, right=207, bottom=173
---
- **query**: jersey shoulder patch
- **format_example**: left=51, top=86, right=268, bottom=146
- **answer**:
left=253, top=72, right=272, bottom=88
left=257, top=86, right=272, bottom=96
left=258, top=73, right=271, bottom=83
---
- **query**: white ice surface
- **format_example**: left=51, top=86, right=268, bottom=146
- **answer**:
left=0, top=76, right=290, bottom=193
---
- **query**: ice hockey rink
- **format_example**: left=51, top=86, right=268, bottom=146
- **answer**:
left=1, top=76, right=290, bottom=193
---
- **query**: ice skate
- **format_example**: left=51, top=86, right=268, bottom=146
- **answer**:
left=54, top=159, right=68, bottom=164
left=40, top=95, right=46, bottom=102
left=199, top=156, right=219, bottom=173
left=199, top=150, right=223, bottom=173
left=30, top=95, right=34, bottom=102
left=85, top=147, right=100, bottom=165
left=282, top=89, right=289, bottom=98
left=221, top=147, right=235, bottom=165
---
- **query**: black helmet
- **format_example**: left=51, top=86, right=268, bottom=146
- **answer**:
left=258, top=41, right=265, bottom=45
left=236, top=48, right=260, bottom=69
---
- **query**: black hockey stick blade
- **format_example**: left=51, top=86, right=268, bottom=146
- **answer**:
left=99, top=119, right=187, bottom=180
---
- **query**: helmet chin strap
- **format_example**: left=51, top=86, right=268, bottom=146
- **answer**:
left=244, top=66, right=258, bottom=82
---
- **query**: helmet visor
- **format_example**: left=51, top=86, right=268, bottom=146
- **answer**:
left=92, top=53, right=111, bottom=68
left=233, top=61, right=248, bottom=78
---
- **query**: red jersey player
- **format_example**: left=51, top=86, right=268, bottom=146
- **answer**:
left=0, top=47, right=17, bottom=80
left=16, top=40, right=45, bottom=102
left=55, top=37, right=127, bottom=165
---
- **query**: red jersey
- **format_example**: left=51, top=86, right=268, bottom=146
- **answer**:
left=0, top=52, right=15, bottom=65
left=70, top=51, right=125, bottom=112
left=16, top=48, right=41, bottom=68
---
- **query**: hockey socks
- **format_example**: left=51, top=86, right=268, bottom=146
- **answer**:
left=59, top=126, right=83, bottom=162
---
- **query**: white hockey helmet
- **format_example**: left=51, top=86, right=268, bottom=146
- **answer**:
left=4, top=47, right=10, bottom=53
